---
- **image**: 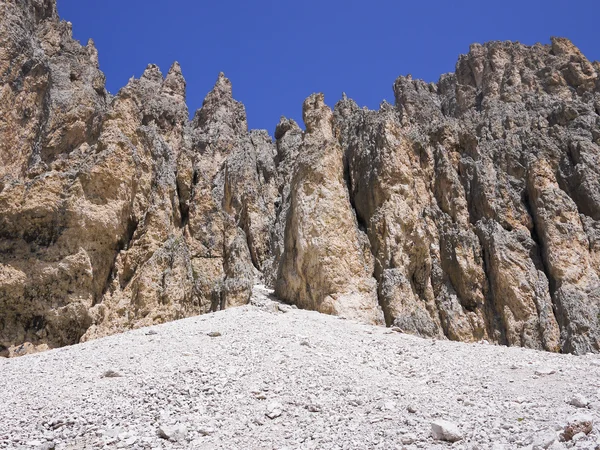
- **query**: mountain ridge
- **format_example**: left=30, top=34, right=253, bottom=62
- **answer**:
left=1, top=0, right=600, bottom=356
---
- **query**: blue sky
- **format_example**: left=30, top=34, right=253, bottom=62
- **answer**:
left=57, top=0, right=600, bottom=133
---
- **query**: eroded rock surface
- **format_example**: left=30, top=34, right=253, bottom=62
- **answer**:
left=274, top=94, right=383, bottom=324
left=1, top=0, right=599, bottom=354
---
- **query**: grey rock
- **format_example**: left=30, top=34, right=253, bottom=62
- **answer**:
left=198, top=426, right=215, bottom=436
left=207, top=331, right=222, bottom=338
left=101, top=370, right=123, bottom=378
left=401, top=433, right=417, bottom=445
left=569, top=394, right=591, bottom=408
left=535, top=367, right=557, bottom=376
left=431, top=419, right=463, bottom=442
left=157, top=424, right=188, bottom=442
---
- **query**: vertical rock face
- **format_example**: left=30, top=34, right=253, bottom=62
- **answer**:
left=0, top=0, right=263, bottom=352
left=274, top=94, right=383, bottom=324
left=1, top=0, right=108, bottom=350
left=1, top=0, right=599, bottom=355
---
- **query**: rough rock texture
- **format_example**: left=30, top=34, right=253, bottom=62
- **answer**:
left=330, top=39, right=600, bottom=354
left=274, top=94, right=384, bottom=324
left=1, top=0, right=600, bottom=354
left=0, top=0, right=264, bottom=354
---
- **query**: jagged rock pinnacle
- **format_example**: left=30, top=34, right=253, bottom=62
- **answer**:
left=0, top=0, right=598, bottom=359
left=302, top=93, right=333, bottom=137
left=141, top=63, right=164, bottom=83
left=212, top=71, right=233, bottom=97
left=163, top=61, right=186, bottom=98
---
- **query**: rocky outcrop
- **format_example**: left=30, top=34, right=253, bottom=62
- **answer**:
left=325, top=38, right=599, bottom=354
left=1, top=0, right=599, bottom=355
left=0, top=1, right=263, bottom=353
left=274, top=94, right=383, bottom=324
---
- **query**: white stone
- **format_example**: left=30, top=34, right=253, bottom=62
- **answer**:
left=381, top=401, right=396, bottom=411
left=266, top=402, right=283, bottom=419
left=531, top=428, right=558, bottom=449
left=431, top=420, right=463, bottom=442
left=157, top=424, right=188, bottom=442
left=567, top=412, right=593, bottom=426
left=571, top=431, right=586, bottom=442
left=401, top=433, right=417, bottom=444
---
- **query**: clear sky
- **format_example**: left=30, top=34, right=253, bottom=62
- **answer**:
left=57, top=0, right=600, bottom=134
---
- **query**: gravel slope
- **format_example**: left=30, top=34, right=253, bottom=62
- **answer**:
left=1, top=286, right=599, bottom=450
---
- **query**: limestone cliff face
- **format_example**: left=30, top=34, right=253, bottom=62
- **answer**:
left=0, top=1, right=261, bottom=354
left=274, top=94, right=383, bottom=324
left=1, top=0, right=599, bottom=355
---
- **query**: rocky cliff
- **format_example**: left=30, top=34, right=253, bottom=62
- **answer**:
left=1, top=0, right=599, bottom=356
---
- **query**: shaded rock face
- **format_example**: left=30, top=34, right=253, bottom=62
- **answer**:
left=1, top=1, right=599, bottom=355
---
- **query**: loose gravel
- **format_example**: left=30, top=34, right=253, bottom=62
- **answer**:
left=1, top=286, right=599, bottom=449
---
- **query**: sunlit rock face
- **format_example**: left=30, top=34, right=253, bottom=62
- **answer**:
left=1, top=0, right=599, bottom=355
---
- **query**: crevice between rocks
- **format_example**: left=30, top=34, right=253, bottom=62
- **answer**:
left=94, top=215, right=139, bottom=306
left=474, top=226, right=509, bottom=347
left=341, top=148, right=392, bottom=326
left=176, top=175, right=190, bottom=228
left=521, top=188, right=563, bottom=345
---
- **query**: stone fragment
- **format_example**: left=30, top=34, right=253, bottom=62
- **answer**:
left=547, top=442, right=567, bottom=450
left=157, top=424, right=188, bottom=442
left=102, top=370, right=122, bottom=378
left=400, top=433, right=417, bottom=445
left=266, top=402, right=283, bottom=419
left=431, top=420, right=463, bottom=442
left=306, top=404, right=322, bottom=413
left=198, top=426, right=215, bottom=436
left=568, top=394, right=590, bottom=408
left=563, top=413, right=593, bottom=441
left=531, top=428, right=559, bottom=449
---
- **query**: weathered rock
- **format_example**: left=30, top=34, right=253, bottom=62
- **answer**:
left=330, top=37, right=600, bottom=353
left=0, top=0, right=262, bottom=349
left=431, top=419, right=463, bottom=442
left=274, top=94, right=384, bottom=324
left=0, top=0, right=107, bottom=349
left=531, top=428, right=559, bottom=449
left=569, top=394, right=590, bottom=408
left=265, top=402, right=283, bottom=419
left=535, top=367, right=557, bottom=376
left=157, top=424, right=187, bottom=442
left=1, top=0, right=600, bottom=355
left=563, top=413, right=593, bottom=441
